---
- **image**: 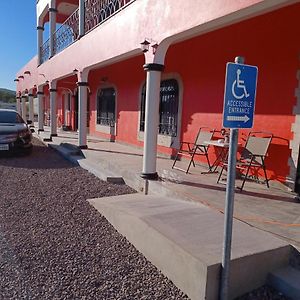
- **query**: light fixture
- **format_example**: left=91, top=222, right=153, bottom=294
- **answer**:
left=45, top=80, right=49, bottom=84
left=73, top=68, right=78, bottom=73
left=24, top=71, right=31, bottom=75
left=140, top=39, right=150, bottom=53
left=151, top=43, right=158, bottom=55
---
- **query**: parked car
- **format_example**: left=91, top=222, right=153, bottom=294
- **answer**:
left=0, top=109, right=33, bottom=154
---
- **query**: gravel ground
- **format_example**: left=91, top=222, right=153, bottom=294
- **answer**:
left=0, top=138, right=188, bottom=299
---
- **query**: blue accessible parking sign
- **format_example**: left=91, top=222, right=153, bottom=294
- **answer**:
left=223, top=63, right=258, bottom=128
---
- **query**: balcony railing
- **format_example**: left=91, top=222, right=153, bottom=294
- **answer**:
left=40, top=0, right=134, bottom=64
left=54, top=8, right=79, bottom=55
left=85, top=0, right=132, bottom=33
left=41, top=39, right=50, bottom=64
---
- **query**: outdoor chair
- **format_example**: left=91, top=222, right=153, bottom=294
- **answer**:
left=217, top=131, right=273, bottom=191
left=172, top=127, right=215, bottom=174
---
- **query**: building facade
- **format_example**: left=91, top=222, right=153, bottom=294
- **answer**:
left=16, top=0, right=300, bottom=189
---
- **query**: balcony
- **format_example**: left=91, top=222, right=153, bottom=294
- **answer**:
left=40, top=0, right=133, bottom=64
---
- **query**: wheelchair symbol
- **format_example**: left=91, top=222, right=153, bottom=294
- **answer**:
left=232, top=69, right=250, bottom=99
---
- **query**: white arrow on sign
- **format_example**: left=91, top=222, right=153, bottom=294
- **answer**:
left=227, top=115, right=250, bottom=123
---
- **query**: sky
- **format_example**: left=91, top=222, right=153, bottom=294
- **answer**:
left=0, top=1, right=37, bottom=91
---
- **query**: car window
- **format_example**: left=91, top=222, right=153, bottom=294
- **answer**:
left=0, top=111, right=24, bottom=124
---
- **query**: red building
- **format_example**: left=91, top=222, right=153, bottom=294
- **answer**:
left=16, top=0, right=300, bottom=190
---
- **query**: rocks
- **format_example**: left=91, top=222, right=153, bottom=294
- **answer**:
left=235, top=285, right=291, bottom=300
left=0, top=138, right=188, bottom=299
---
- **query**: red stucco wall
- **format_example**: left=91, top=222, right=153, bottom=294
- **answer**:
left=164, top=4, right=300, bottom=182
left=87, top=3, right=300, bottom=182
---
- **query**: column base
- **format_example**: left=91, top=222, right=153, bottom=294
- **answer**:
left=140, top=172, right=158, bottom=180
left=79, top=145, right=88, bottom=149
left=50, top=133, right=58, bottom=137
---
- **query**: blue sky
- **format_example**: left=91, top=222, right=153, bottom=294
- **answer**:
left=0, top=1, right=37, bottom=91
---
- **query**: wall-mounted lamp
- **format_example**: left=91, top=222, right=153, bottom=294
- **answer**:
left=14, top=79, right=19, bottom=82
left=24, top=71, right=31, bottom=75
left=45, top=80, right=49, bottom=84
left=151, top=43, right=158, bottom=55
left=140, top=39, right=150, bottom=53
left=73, top=68, right=78, bottom=73
left=18, top=75, right=24, bottom=79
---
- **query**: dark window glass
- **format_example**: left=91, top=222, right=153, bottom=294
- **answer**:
left=140, top=79, right=179, bottom=137
left=97, top=88, right=116, bottom=126
left=0, top=111, right=24, bottom=124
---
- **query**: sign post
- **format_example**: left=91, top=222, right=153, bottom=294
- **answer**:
left=220, top=56, right=258, bottom=300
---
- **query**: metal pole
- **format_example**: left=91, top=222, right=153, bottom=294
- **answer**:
left=220, top=56, right=244, bottom=300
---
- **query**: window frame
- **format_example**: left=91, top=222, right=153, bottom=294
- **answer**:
left=95, top=85, right=117, bottom=135
left=138, top=73, right=183, bottom=148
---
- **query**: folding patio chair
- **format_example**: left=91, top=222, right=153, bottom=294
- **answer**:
left=217, top=131, right=273, bottom=190
left=172, top=127, right=215, bottom=174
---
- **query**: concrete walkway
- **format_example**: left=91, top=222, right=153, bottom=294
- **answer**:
left=35, top=126, right=300, bottom=250
left=88, top=194, right=290, bottom=300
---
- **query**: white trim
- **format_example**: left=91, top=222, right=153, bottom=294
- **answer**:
left=137, top=73, right=183, bottom=149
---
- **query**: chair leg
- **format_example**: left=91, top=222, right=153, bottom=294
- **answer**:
left=261, top=157, right=269, bottom=188
left=204, top=148, right=212, bottom=171
left=240, top=157, right=254, bottom=191
left=217, top=164, right=225, bottom=184
left=172, top=151, right=180, bottom=169
left=186, top=150, right=196, bottom=174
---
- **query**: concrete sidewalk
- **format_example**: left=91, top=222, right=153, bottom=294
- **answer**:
left=35, top=126, right=300, bottom=250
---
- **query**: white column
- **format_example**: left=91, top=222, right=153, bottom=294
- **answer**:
left=141, top=63, right=164, bottom=180
left=28, top=92, right=34, bottom=124
left=16, top=97, right=21, bottom=115
left=37, top=25, right=44, bottom=64
left=21, top=95, right=27, bottom=122
left=49, top=6, right=57, bottom=57
left=50, top=82, right=57, bottom=136
left=37, top=89, right=44, bottom=131
left=78, top=82, right=88, bottom=148
left=79, top=0, right=85, bottom=38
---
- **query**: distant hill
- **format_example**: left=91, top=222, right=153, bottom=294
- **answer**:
left=0, top=88, right=16, bottom=103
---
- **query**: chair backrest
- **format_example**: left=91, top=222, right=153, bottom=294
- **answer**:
left=195, top=127, right=214, bottom=146
left=243, top=131, right=273, bottom=157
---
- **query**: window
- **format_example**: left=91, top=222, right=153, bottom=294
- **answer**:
left=140, top=79, right=179, bottom=137
left=97, top=87, right=115, bottom=126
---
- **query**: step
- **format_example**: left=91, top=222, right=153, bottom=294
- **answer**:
left=88, top=194, right=291, bottom=300
left=268, top=266, right=300, bottom=300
